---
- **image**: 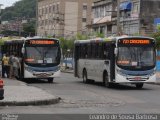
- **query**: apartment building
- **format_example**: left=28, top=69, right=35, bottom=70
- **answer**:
left=37, top=0, right=92, bottom=38
left=91, top=0, right=160, bottom=36
left=92, top=0, right=117, bottom=36
left=120, top=0, right=160, bottom=35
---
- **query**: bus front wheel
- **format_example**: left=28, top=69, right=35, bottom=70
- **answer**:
left=135, top=83, right=143, bottom=89
left=83, top=70, right=88, bottom=83
left=48, top=78, right=54, bottom=83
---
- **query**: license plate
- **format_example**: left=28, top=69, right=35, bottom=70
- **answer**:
left=134, top=77, right=141, bottom=80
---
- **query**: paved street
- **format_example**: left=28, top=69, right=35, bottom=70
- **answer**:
left=0, top=72, right=160, bottom=114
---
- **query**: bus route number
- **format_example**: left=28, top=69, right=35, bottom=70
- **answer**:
left=122, top=39, right=150, bottom=44
left=29, top=40, right=55, bottom=45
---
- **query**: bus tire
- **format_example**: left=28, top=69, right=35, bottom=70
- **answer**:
left=83, top=69, right=88, bottom=83
left=48, top=78, right=54, bottom=83
left=135, top=83, right=143, bottom=89
left=103, top=72, right=111, bottom=88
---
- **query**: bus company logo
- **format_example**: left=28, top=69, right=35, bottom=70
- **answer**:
left=2, top=114, right=18, bottom=120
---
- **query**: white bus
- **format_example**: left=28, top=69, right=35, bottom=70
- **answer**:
left=74, top=36, right=156, bottom=88
left=2, top=37, right=61, bottom=83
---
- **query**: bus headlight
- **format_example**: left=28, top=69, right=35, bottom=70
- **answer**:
left=150, top=69, right=156, bottom=76
left=26, top=67, right=33, bottom=72
left=117, top=68, right=126, bottom=76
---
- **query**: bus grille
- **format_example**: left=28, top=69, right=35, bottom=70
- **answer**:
left=33, top=73, right=53, bottom=77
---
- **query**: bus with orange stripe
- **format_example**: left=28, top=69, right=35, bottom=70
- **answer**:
left=74, top=36, right=156, bottom=88
left=2, top=37, right=61, bottom=83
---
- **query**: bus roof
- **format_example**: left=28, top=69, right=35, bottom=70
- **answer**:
left=75, top=36, right=155, bottom=44
left=75, top=37, right=115, bottom=44
left=3, top=37, right=60, bottom=45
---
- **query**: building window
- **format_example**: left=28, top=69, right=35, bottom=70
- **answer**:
left=94, top=7, right=100, bottom=18
left=83, top=5, right=87, bottom=10
left=45, top=7, right=48, bottom=14
left=100, top=6, right=104, bottom=17
left=82, top=31, right=86, bottom=35
left=82, top=18, right=87, bottom=22
left=53, top=5, right=55, bottom=12
left=38, top=9, right=41, bottom=15
left=132, top=2, right=139, bottom=13
left=56, top=4, right=59, bottom=13
left=49, top=6, right=51, bottom=13
left=42, top=8, right=44, bottom=15
left=100, top=26, right=105, bottom=34
left=45, top=20, right=47, bottom=25
left=42, top=20, right=44, bottom=26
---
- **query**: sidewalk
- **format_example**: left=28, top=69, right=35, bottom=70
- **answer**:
left=0, top=78, right=60, bottom=106
left=61, top=67, right=74, bottom=74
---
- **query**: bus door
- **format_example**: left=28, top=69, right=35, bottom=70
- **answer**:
left=104, top=43, right=115, bottom=82
left=74, top=45, right=79, bottom=77
left=109, top=43, right=115, bottom=81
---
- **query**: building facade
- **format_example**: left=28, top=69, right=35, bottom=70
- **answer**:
left=92, top=0, right=117, bottom=37
left=37, top=0, right=92, bottom=38
left=91, top=0, right=160, bottom=36
left=120, top=0, right=160, bottom=35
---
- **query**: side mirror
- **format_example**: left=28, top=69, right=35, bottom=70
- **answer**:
left=156, top=49, right=158, bottom=56
left=114, top=48, right=118, bottom=56
left=21, top=47, right=25, bottom=54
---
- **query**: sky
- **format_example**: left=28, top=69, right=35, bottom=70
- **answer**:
left=0, top=0, right=20, bottom=9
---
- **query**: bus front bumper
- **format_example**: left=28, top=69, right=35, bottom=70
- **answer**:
left=115, top=73, right=156, bottom=83
left=24, top=70, right=61, bottom=78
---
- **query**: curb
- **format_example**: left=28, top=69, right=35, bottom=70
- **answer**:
left=0, top=97, right=61, bottom=106
left=61, top=70, right=73, bottom=74
left=61, top=71, right=73, bottom=74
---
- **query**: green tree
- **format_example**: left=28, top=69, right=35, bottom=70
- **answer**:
left=151, top=32, right=160, bottom=49
left=96, top=32, right=105, bottom=38
left=59, top=37, right=75, bottom=58
left=76, top=33, right=88, bottom=40
left=1, top=0, right=36, bottom=21
left=157, top=24, right=160, bottom=32
left=23, top=20, right=36, bottom=36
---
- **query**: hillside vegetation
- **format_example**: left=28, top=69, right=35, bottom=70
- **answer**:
left=1, top=0, right=36, bottom=21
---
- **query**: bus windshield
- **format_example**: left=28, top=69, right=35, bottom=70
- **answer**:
left=117, top=46, right=155, bottom=70
left=25, top=46, right=60, bottom=65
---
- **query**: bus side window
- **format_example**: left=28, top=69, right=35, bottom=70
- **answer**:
left=104, top=44, right=110, bottom=59
left=83, top=44, right=87, bottom=59
left=85, top=45, right=88, bottom=58
left=75, top=45, right=79, bottom=60
left=87, top=44, right=91, bottom=59
left=120, top=55, right=125, bottom=61
left=88, top=44, right=92, bottom=59
left=79, top=45, right=82, bottom=59
left=91, top=43, right=95, bottom=58
left=104, top=51, right=107, bottom=59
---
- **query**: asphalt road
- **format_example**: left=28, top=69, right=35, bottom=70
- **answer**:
left=0, top=72, right=160, bottom=116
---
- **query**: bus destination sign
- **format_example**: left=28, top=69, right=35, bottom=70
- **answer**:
left=29, top=40, right=55, bottom=45
left=121, top=39, right=150, bottom=45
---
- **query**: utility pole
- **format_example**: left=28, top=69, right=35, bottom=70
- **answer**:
left=35, top=0, right=38, bottom=36
left=0, top=4, right=3, bottom=25
left=116, top=0, right=121, bottom=35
